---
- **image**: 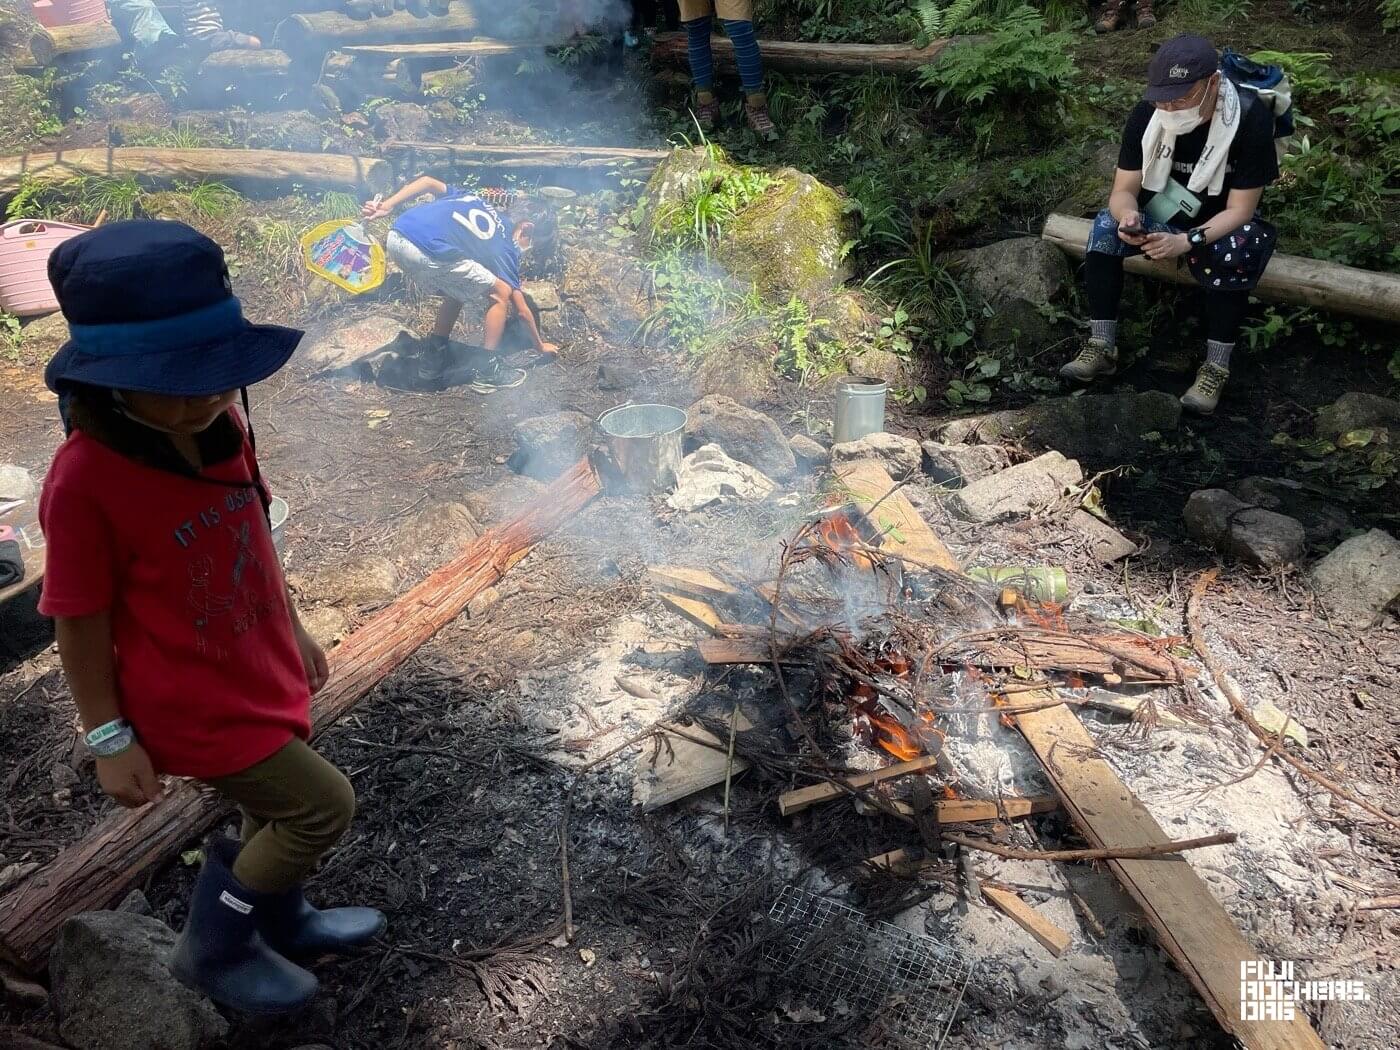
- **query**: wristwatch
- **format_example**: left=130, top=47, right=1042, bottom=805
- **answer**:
left=1187, top=227, right=1209, bottom=247
left=86, top=718, right=135, bottom=758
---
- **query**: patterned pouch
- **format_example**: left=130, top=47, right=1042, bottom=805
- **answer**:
left=1187, top=216, right=1278, bottom=291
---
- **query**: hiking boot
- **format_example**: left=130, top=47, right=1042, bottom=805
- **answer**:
left=1136, top=0, right=1157, bottom=28
left=1095, top=0, right=1126, bottom=32
left=1059, top=339, right=1118, bottom=381
left=258, top=884, right=385, bottom=959
left=1181, top=363, right=1229, bottom=414
left=692, top=91, right=719, bottom=132
left=469, top=357, right=527, bottom=393
left=169, top=840, right=318, bottom=1015
left=745, top=93, right=778, bottom=137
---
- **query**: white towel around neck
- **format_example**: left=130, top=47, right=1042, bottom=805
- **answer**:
left=1141, top=76, right=1242, bottom=199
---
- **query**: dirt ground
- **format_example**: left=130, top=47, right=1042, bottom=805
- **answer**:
left=2, top=41, right=1400, bottom=1050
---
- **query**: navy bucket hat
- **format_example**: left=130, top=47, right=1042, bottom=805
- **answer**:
left=44, top=220, right=302, bottom=398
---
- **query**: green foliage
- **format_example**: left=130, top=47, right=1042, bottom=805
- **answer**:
left=178, top=181, right=242, bottom=219
left=1272, top=428, right=1396, bottom=498
left=772, top=296, right=848, bottom=382
left=1, top=311, right=21, bottom=360
left=1178, top=0, right=1251, bottom=19
left=640, top=250, right=767, bottom=359
left=1382, top=0, right=1400, bottom=31
left=318, top=190, right=362, bottom=220
left=7, top=174, right=146, bottom=223
left=915, top=3, right=1077, bottom=150
left=655, top=148, right=776, bottom=253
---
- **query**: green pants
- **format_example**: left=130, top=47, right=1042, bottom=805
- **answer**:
left=203, top=738, right=356, bottom=894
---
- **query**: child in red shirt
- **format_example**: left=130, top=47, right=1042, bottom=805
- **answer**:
left=39, top=221, right=384, bottom=1015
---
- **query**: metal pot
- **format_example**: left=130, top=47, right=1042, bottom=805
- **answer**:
left=595, top=403, right=687, bottom=494
left=833, top=376, right=888, bottom=444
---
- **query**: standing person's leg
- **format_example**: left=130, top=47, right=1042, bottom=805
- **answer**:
left=678, top=0, right=719, bottom=129
left=1062, top=208, right=1135, bottom=380
left=1181, top=290, right=1248, bottom=413
left=715, top=0, right=775, bottom=134
left=170, top=739, right=384, bottom=1014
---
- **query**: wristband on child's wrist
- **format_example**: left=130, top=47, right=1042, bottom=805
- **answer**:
left=86, top=718, right=135, bottom=757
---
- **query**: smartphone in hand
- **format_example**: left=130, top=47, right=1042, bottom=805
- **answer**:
left=1121, top=223, right=1147, bottom=236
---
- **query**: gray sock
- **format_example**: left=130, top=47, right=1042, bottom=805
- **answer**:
left=1089, top=319, right=1117, bottom=347
left=1206, top=340, right=1233, bottom=369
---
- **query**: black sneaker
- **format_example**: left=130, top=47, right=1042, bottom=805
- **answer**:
left=469, top=358, right=527, bottom=393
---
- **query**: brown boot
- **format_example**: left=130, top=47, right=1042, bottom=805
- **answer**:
left=1136, top=0, right=1157, bottom=28
left=744, top=92, right=778, bottom=138
left=692, top=90, right=719, bottom=132
left=1095, top=0, right=1125, bottom=32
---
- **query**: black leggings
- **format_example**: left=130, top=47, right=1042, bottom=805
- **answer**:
left=1085, top=252, right=1250, bottom=343
left=631, top=0, right=680, bottom=30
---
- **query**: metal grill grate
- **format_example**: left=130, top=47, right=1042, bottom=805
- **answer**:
left=766, top=886, right=972, bottom=1048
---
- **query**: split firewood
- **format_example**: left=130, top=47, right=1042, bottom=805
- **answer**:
left=645, top=565, right=738, bottom=603
left=778, top=756, right=939, bottom=816
left=944, top=830, right=1235, bottom=863
left=656, top=591, right=729, bottom=636
left=633, top=716, right=751, bottom=812
left=980, top=884, right=1072, bottom=957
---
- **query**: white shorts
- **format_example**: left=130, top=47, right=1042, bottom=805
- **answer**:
left=386, top=229, right=497, bottom=306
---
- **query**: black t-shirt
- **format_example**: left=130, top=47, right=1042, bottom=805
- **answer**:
left=1117, top=95, right=1279, bottom=224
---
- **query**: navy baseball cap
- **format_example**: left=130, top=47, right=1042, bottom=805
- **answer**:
left=1145, top=34, right=1219, bottom=102
left=44, top=220, right=301, bottom=398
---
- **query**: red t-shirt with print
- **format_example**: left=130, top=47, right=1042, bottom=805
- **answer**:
left=38, top=415, right=310, bottom=779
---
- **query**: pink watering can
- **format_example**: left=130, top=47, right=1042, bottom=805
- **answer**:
left=29, top=0, right=108, bottom=29
left=0, top=219, right=93, bottom=317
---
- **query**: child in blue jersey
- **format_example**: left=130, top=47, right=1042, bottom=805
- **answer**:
left=363, top=177, right=558, bottom=393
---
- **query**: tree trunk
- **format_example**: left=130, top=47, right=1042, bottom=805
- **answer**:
left=30, top=22, right=122, bottom=65
left=383, top=141, right=669, bottom=175
left=0, top=148, right=393, bottom=198
left=197, top=48, right=295, bottom=90
left=1042, top=212, right=1400, bottom=325
left=0, top=459, right=601, bottom=973
left=651, top=33, right=963, bottom=75
left=273, top=6, right=485, bottom=57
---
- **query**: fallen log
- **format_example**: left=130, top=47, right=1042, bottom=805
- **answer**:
left=274, top=6, right=483, bottom=56
left=0, top=148, right=393, bottom=199
left=30, top=21, right=122, bottom=65
left=339, top=38, right=548, bottom=59
left=0, top=459, right=601, bottom=973
left=651, top=33, right=966, bottom=75
left=1042, top=212, right=1400, bottom=326
left=382, top=141, right=669, bottom=175
left=197, top=48, right=295, bottom=94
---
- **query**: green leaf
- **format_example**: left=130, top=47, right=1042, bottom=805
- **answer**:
left=1338, top=428, right=1375, bottom=448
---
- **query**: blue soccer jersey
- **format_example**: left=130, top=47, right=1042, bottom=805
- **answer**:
left=390, top=186, right=522, bottom=288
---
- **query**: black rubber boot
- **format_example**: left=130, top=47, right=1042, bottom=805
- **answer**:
left=169, top=840, right=318, bottom=1015
left=258, top=887, right=386, bottom=958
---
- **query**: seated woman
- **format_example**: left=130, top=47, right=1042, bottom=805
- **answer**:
left=1060, top=33, right=1280, bottom=415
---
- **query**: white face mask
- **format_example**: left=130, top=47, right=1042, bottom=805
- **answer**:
left=1157, top=101, right=1207, bottom=134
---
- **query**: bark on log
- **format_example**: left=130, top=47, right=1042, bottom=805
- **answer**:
left=651, top=33, right=965, bottom=75
left=274, top=6, right=484, bottom=56
left=0, top=459, right=601, bottom=973
left=197, top=48, right=295, bottom=91
left=338, top=39, right=549, bottom=59
left=30, top=22, right=122, bottom=65
left=0, top=148, right=393, bottom=198
left=1042, top=212, right=1400, bottom=325
left=384, top=141, right=669, bottom=177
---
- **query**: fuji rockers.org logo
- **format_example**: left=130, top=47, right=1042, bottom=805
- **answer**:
left=1240, top=961, right=1369, bottom=1021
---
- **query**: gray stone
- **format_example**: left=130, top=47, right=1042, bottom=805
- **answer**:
left=938, top=391, right=1181, bottom=465
left=117, top=889, right=151, bottom=916
left=667, top=444, right=774, bottom=513
left=951, top=451, right=1083, bottom=523
left=830, top=431, right=922, bottom=478
left=299, top=316, right=411, bottom=375
left=298, top=605, right=350, bottom=650
left=684, top=395, right=796, bottom=480
left=948, top=238, right=1072, bottom=349
left=467, top=587, right=502, bottom=619
left=920, top=440, right=1009, bottom=487
left=1231, top=476, right=1351, bottom=545
left=1315, top=392, right=1400, bottom=439
left=522, top=280, right=561, bottom=314
left=0, top=464, right=36, bottom=501
left=463, top=476, right=546, bottom=524
left=50, top=911, right=227, bottom=1050
left=788, top=433, right=827, bottom=471
left=293, top=555, right=400, bottom=607
left=1310, top=529, right=1400, bottom=627
left=386, top=502, right=482, bottom=569
left=1183, top=490, right=1307, bottom=568
left=373, top=101, right=435, bottom=140
left=596, top=363, right=640, bottom=391
left=560, top=247, right=650, bottom=342
left=1068, top=509, right=1138, bottom=564
left=511, top=411, right=594, bottom=481
left=19, top=311, right=69, bottom=359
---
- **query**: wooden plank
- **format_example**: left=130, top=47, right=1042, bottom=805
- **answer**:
left=634, top=715, right=751, bottom=811
left=832, top=460, right=960, bottom=573
left=696, top=634, right=803, bottom=665
left=778, top=756, right=940, bottom=816
left=657, top=591, right=728, bottom=636
left=1014, top=689, right=1326, bottom=1049
left=981, top=884, right=1072, bottom=958
left=645, top=565, right=737, bottom=602
left=1043, top=212, right=1400, bottom=326
left=878, top=795, right=1059, bottom=821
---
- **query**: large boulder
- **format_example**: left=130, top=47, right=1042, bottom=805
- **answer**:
left=947, top=238, right=1072, bottom=349
left=921, top=440, right=1009, bottom=488
left=951, top=451, right=1083, bottom=523
left=299, top=315, right=412, bottom=376
left=830, top=431, right=922, bottom=478
left=1310, top=529, right=1400, bottom=627
left=789, top=433, right=828, bottom=472
left=937, top=391, right=1181, bottom=465
left=1183, top=490, right=1306, bottom=568
left=385, top=501, right=483, bottom=572
left=1230, top=477, right=1351, bottom=545
left=560, top=246, right=650, bottom=343
left=0, top=463, right=36, bottom=501
left=19, top=311, right=69, bottom=359
left=642, top=147, right=853, bottom=301
left=372, top=101, right=436, bottom=141
left=683, top=395, right=795, bottom=480
left=50, top=910, right=228, bottom=1050
left=1315, top=392, right=1400, bottom=439
left=292, top=554, right=400, bottom=607
left=510, top=411, right=594, bottom=481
